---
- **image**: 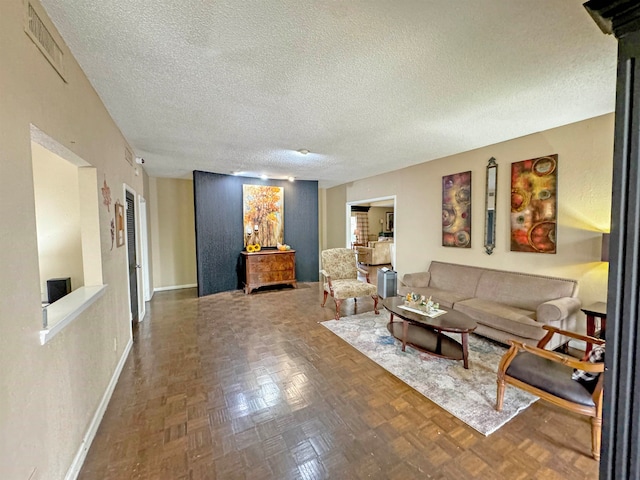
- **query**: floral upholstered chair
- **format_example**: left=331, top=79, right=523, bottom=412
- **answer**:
left=320, top=248, right=379, bottom=320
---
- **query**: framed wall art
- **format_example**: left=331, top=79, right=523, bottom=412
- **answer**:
left=243, top=184, right=284, bottom=248
left=510, top=154, right=557, bottom=253
left=385, top=212, right=394, bottom=232
left=115, top=201, right=125, bottom=248
left=442, top=171, right=471, bottom=248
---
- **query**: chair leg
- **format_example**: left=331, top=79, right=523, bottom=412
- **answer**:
left=372, top=294, right=379, bottom=314
left=334, top=299, right=342, bottom=320
left=321, top=290, right=328, bottom=307
left=591, top=416, right=602, bottom=461
left=496, top=378, right=505, bottom=411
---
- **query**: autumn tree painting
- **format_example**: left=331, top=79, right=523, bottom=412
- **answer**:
left=243, top=185, right=284, bottom=248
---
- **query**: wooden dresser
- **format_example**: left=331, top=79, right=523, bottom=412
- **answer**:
left=241, top=250, right=297, bottom=294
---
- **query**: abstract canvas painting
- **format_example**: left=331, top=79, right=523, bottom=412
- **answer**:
left=442, top=171, right=471, bottom=248
left=510, top=155, right=557, bottom=253
left=243, top=185, right=284, bottom=248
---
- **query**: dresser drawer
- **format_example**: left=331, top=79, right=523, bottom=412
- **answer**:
left=251, top=257, right=294, bottom=272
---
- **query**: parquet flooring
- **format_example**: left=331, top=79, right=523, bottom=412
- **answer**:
left=79, top=282, right=599, bottom=479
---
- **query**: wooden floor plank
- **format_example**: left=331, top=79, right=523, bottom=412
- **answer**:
left=78, top=281, right=599, bottom=479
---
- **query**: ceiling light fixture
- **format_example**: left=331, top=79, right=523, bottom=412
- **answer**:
left=260, top=174, right=268, bottom=180
left=288, top=176, right=295, bottom=182
left=297, top=149, right=310, bottom=155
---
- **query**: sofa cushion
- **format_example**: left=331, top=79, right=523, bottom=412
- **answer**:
left=428, top=261, right=483, bottom=298
left=325, top=279, right=377, bottom=299
left=402, top=272, right=431, bottom=288
left=474, top=270, right=578, bottom=311
left=454, top=298, right=541, bottom=340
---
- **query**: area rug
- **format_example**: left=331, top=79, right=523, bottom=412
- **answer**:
left=321, top=311, right=538, bottom=435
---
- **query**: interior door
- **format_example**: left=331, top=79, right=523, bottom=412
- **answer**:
left=126, top=190, right=139, bottom=329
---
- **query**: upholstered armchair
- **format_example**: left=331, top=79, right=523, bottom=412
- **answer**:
left=356, top=240, right=393, bottom=265
left=320, top=248, right=379, bottom=320
left=496, top=325, right=605, bottom=460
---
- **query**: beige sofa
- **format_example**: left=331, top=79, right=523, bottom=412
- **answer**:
left=357, top=240, right=393, bottom=265
left=399, top=261, right=581, bottom=350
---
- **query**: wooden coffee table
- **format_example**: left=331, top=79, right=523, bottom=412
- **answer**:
left=382, top=296, right=477, bottom=369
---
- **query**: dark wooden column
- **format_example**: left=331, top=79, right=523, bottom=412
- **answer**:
left=584, top=2, right=640, bottom=478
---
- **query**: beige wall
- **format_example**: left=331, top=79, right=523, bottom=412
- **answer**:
left=32, top=142, right=85, bottom=298
left=323, top=183, right=347, bottom=250
left=0, top=1, right=146, bottom=478
left=142, top=171, right=154, bottom=299
left=324, top=114, right=614, bottom=320
left=149, top=177, right=197, bottom=289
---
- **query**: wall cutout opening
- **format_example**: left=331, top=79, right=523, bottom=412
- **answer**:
left=30, top=125, right=104, bottom=342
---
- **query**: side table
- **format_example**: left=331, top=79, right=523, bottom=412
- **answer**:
left=581, top=301, right=607, bottom=355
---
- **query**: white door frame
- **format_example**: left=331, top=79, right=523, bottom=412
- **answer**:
left=138, top=196, right=152, bottom=305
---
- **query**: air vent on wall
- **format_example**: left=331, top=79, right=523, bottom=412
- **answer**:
left=25, top=2, right=66, bottom=81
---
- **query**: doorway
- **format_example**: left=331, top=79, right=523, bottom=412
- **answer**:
left=346, top=195, right=396, bottom=268
left=125, top=189, right=138, bottom=335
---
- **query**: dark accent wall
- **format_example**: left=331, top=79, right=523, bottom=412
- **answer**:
left=193, top=171, right=319, bottom=296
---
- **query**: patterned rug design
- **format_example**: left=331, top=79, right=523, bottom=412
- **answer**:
left=321, top=311, right=538, bottom=435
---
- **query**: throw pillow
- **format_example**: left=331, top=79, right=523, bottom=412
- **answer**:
left=572, top=344, right=605, bottom=393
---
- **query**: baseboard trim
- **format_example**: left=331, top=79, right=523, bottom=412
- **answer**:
left=154, top=283, right=197, bottom=292
left=64, top=337, right=133, bottom=480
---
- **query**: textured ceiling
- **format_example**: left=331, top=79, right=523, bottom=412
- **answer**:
left=40, top=0, right=617, bottom=188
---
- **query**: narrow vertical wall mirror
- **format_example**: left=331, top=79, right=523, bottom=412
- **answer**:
left=484, top=157, right=498, bottom=255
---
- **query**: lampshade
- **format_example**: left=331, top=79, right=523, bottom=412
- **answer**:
left=601, top=233, right=610, bottom=262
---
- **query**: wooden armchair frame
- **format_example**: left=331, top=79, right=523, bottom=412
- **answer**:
left=496, top=325, right=605, bottom=460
